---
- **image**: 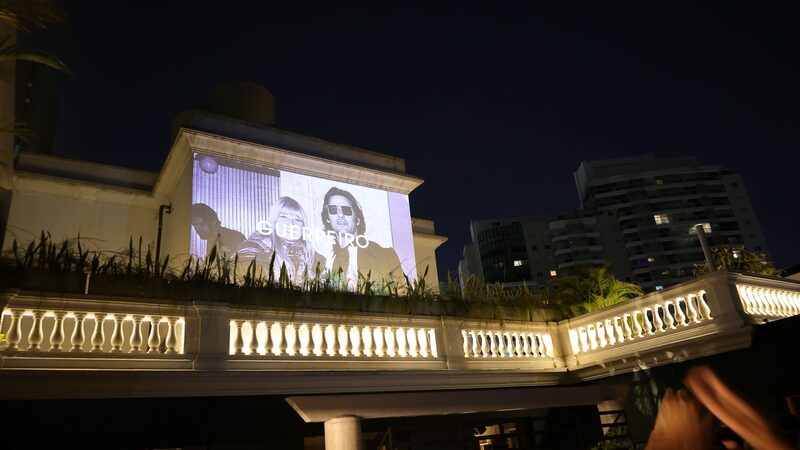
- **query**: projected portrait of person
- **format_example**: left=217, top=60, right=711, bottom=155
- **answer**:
left=237, top=196, right=326, bottom=284
left=191, top=203, right=246, bottom=258
left=320, top=187, right=402, bottom=288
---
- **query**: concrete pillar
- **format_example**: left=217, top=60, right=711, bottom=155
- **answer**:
left=324, top=415, right=363, bottom=450
left=191, top=301, right=232, bottom=370
left=440, top=318, right=467, bottom=370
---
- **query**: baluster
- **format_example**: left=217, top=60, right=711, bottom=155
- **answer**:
left=70, top=312, right=86, bottom=352
left=232, top=320, right=245, bottom=356
left=486, top=332, right=496, bottom=357
left=780, top=292, right=796, bottom=316
left=766, top=290, right=780, bottom=316
left=285, top=323, right=297, bottom=356
left=497, top=332, right=506, bottom=357
left=698, top=291, right=713, bottom=319
left=337, top=325, right=349, bottom=357
left=633, top=312, right=644, bottom=337
left=469, top=331, right=479, bottom=358
left=417, top=328, right=428, bottom=357
left=736, top=287, right=753, bottom=314
left=674, top=299, right=687, bottom=326
left=148, top=316, right=162, bottom=354
left=754, top=290, right=768, bottom=315
left=373, top=326, right=385, bottom=357
left=299, top=323, right=310, bottom=356
left=396, top=327, right=407, bottom=357
left=362, top=326, right=373, bottom=357
left=406, top=328, right=417, bottom=357
left=510, top=332, right=520, bottom=357
left=478, top=331, right=488, bottom=357
left=90, top=313, right=107, bottom=353
left=50, top=311, right=67, bottom=352
left=622, top=314, right=634, bottom=339
left=129, top=315, right=144, bottom=353
left=261, top=322, right=270, bottom=354
left=324, top=324, right=336, bottom=356
left=772, top=291, right=788, bottom=317
left=652, top=307, right=664, bottom=332
left=642, top=309, right=655, bottom=334
left=385, top=327, right=396, bottom=357
left=28, top=309, right=45, bottom=351
left=312, top=324, right=324, bottom=356
left=270, top=322, right=283, bottom=356
left=614, top=317, right=625, bottom=343
left=540, top=333, right=549, bottom=357
left=429, top=329, right=438, bottom=358
left=164, top=317, right=178, bottom=354
left=349, top=326, right=361, bottom=357
left=587, top=326, right=598, bottom=350
left=597, top=322, right=608, bottom=348
left=250, top=321, right=261, bottom=355
left=602, top=319, right=614, bottom=344
left=663, top=303, right=676, bottom=329
left=110, top=314, right=125, bottom=353
left=5, top=309, right=24, bottom=351
left=579, top=328, right=589, bottom=352
left=521, top=332, right=531, bottom=357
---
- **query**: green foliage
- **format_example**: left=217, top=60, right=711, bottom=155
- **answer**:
left=554, top=264, right=644, bottom=318
left=437, top=273, right=556, bottom=321
left=0, top=233, right=645, bottom=323
left=0, top=0, right=68, bottom=33
left=0, top=0, right=71, bottom=155
left=692, top=246, right=779, bottom=276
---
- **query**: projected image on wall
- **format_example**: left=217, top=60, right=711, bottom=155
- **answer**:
left=190, top=153, right=416, bottom=290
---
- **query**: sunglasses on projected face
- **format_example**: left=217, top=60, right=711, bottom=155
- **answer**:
left=327, top=205, right=354, bottom=216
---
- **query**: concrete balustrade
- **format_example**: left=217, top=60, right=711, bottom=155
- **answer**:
left=2, top=271, right=800, bottom=379
left=229, top=317, right=439, bottom=360
left=567, top=289, right=713, bottom=357
left=2, top=309, right=183, bottom=355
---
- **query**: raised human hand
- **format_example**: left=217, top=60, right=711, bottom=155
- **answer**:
left=684, top=365, right=794, bottom=450
left=645, top=387, right=714, bottom=450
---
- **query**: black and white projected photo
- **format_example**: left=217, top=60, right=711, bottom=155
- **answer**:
left=190, top=153, right=416, bottom=290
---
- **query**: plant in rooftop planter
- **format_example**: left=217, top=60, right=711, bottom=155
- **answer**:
left=692, top=245, right=780, bottom=277
left=553, top=264, right=644, bottom=319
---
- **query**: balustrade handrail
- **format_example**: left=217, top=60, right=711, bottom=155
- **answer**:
left=2, top=271, right=800, bottom=377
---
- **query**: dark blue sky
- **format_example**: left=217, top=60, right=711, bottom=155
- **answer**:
left=21, top=1, right=800, bottom=281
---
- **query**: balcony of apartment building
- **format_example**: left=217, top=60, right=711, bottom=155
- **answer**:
left=3, top=269, right=800, bottom=448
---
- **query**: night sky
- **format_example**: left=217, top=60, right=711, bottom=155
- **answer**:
left=19, top=1, right=800, bottom=282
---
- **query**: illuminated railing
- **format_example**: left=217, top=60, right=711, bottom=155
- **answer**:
left=0, top=296, right=186, bottom=357
left=566, top=289, right=713, bottom=358
left=229, top=316, right=438, bottom=359
left=3, top=271, right=800, bottom=380
left=736, top=283, right=800, bottom=319
left=461, top=325, right=553, bottom=359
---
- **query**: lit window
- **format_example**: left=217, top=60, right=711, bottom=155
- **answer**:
left=654, top=214, right=670, bottom=225
left=655, top=179, right=664, bottom=185
left=513, top=259, right=526, bottom=267
left=655, top=285, right=664, bottom=291
left=647, top=257, right=656, bottom=263
left=549, top=270, right=557, bottom=277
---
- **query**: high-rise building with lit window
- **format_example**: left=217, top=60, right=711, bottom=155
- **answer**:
left=460, top=155, right=770, bottom=292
